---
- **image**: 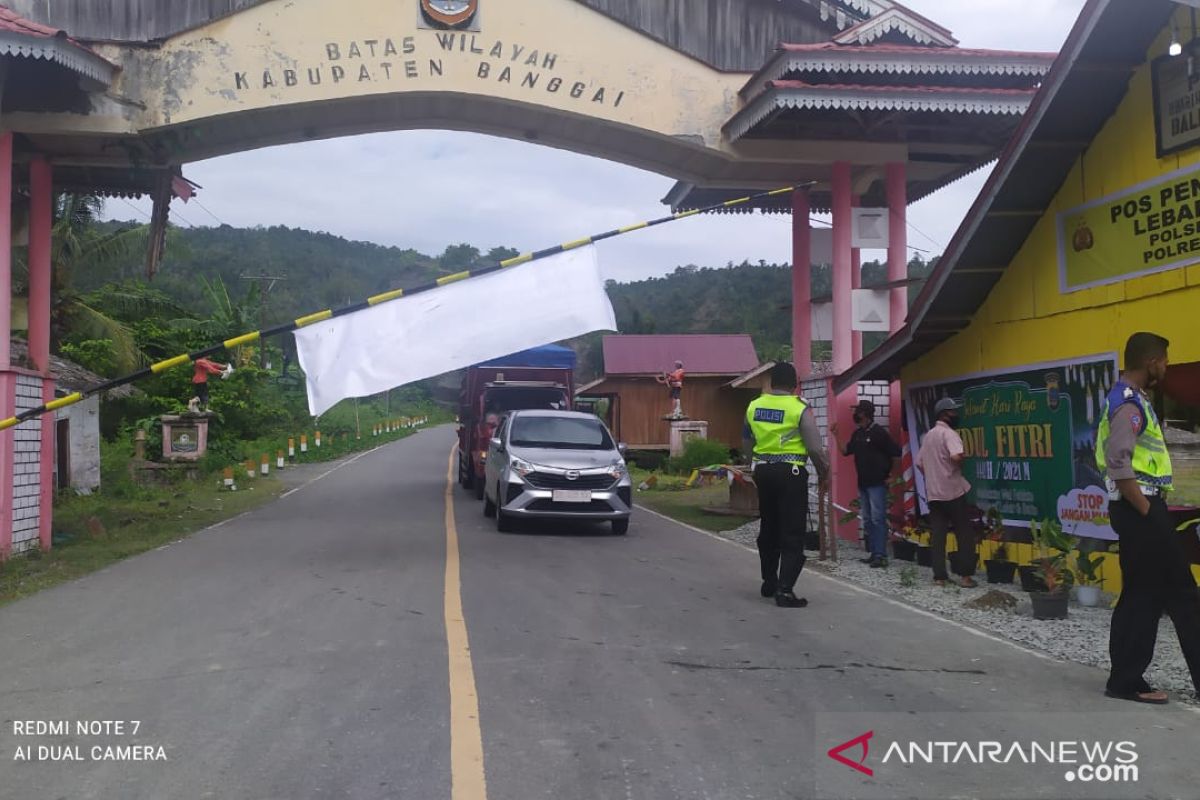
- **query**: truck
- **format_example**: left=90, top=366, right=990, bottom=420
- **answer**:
left=457, top=345, right=577, bottom=498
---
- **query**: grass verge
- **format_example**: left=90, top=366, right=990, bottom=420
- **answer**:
left=629, top=467, right=755, bottom=533
left=0, top=476, right=284, bottom=606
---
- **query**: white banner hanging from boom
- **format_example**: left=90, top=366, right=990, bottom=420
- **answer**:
left=294, top=245, right=615, bottom=416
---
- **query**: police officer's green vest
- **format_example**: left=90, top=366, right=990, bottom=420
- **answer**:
left=746, top=393, right=809, bottom=464
left=1096, top=382, right=1173, bottom=492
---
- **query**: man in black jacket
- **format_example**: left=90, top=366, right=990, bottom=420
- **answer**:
left=833, top=400, right=901, bottom=568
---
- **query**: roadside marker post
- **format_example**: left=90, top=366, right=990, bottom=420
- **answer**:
left=245, top=460, right=256, bottom=479
left=277, top=450, right=285, bottom=470
left=300, top=434, right=308, bottom=454
left=315, top=430, right=321, bottom=449
left=260, top=454, right=270, bottom=477
left=223, top=467, right=235, bottom=490
left=288, top=438, right=296, bottom=459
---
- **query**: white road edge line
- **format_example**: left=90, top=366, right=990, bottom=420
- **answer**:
left=280, top=445, right=384, bottom=499
left=635, top=503, right=1058, bottom=664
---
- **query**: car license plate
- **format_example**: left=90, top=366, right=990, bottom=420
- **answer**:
left=552, top=490, right=592, bottom=503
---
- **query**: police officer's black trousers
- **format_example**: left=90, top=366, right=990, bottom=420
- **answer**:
left=753, top=463, right=809, bottom=592
left=1107, top=496, right=1200, bottom=696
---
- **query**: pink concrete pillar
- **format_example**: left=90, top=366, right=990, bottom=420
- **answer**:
left=886, top=163, right=907, bottom=438
left=0, top=132, right=11, bottom=371
left=831, top=163, right=853, bottom=374
left=0, top=133, right=11, bottom=557
left=28, top=157, right=52, bottom=373
left=886, top=162, right=908, bottom=530
left=29, top=156, right=54, bottom=551
left=830, top=162, right=858, bottom=539
left=850, top=194, right=862, bottom=363
left=791, top=188, right=812, bottom=377
left=0, top=372, right=12, bottom=559
left=886, top=162, right=908, bottom=335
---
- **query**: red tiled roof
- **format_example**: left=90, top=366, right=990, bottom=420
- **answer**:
left=0, top=6, right=109, bottom=61
left=764, top=80, right=1039, bottom=96
left=778, top=42, right=1057, bottom=60
left=602, top=335, right=759, bottom=376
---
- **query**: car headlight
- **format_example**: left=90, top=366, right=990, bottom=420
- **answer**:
left=510, top=458, right=536, bottom=478
left=608, top=461, right=628, bottom=480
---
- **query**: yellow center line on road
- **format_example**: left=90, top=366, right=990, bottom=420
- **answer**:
left=444, top=448, right=489, bottom=799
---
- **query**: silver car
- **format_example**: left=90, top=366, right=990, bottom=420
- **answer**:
left=482, top=410, right=633, bottom=535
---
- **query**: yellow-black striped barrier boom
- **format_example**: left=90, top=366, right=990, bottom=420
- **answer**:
left=0, top=184, right=808, bottom=432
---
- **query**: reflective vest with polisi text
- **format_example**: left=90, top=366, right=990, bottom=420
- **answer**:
left=1096, top=381, right=1173, bottom=492
left=746, top=393, right=809, bottom=464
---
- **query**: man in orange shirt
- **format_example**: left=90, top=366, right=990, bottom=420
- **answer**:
left=192, top=357, right=232, bottom=410
left=656, top=360, right=686, bottom=419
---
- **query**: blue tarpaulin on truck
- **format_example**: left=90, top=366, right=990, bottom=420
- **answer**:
left=478, top=345, right=577, bottom=370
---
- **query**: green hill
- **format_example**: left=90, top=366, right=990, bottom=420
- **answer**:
left=88, top=220, right=935, bottom=380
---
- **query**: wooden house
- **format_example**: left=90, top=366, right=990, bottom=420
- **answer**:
left=577, top=335, right=764, bottom=451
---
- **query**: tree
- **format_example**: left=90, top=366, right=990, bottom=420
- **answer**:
left=21, top=194, right=152, bottom=373
left=440, top=243, right=482, bottom=270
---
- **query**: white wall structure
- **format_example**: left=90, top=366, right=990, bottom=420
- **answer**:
left=12, top=374, right=43, bottom=554
left=55, top=395, right=101, bottom=493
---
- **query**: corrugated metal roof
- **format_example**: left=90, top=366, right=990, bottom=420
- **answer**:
left=0, top=5, right=117, bottom=84
left=835, top=0, right=1174, bottom=393
left=9, top=339, right=137, bottom=398
left=763, top=79, right=1039, bottom=97
left=778, top=42, right=1056, bottom=59
left=0, top=6, right=108, bottom=59
left=601, top=335, right=760, bottom=376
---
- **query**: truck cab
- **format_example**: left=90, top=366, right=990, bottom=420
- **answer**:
left=457, top=346, right=577, bottom=497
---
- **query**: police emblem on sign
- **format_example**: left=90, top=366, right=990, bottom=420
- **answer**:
left=420, top=0, right=479, bottom=28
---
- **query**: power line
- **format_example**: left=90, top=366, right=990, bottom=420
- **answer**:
left=192, top=198, right=226, bottom=226
left=169, top=208, right=195, bottom=228
left=118, top=198, right=152, bottom=222
left=764, top=212, right=934, bottom=255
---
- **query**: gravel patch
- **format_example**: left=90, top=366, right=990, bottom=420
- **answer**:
left=718, top=519, right=1198, bottom=705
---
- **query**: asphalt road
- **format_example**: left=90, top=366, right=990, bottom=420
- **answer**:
left=2, top=427, right=1198, bottom=800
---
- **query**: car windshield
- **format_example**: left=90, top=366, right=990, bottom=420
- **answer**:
left=510, top=415, right=614, bottom=450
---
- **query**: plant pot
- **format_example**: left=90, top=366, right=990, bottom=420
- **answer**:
left=985, top=559, right=1017, bottom=584
left=1018, top=565, right=1047, bottom=593
left=916, top=545, right=932, bottom=567
left=1076, top=585, right=1102, bottom=607
left=891, top=539, right=918, bottom=562
left=1030, top=590, right=1070, bottom=620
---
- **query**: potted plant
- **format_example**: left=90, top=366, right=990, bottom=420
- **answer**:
left=1020, top=518, right=1071, bottom=592
left=891, top=523, right=920, bottom=562
left=1018, top=518, right=1048, bottom=592
left=982, top=508, right=1017, bottom=584
left=1074, top=543, right=1105, bottom=607
left=1031, top=555, right=1074, bottom=619
left=916, top=538, right=933, bottom=567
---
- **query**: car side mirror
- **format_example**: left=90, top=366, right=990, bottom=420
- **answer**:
left=491, top=437, right=503, bottom=451
left=618, top=442, right=628, bottom=456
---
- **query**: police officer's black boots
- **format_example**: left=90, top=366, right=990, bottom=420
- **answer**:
left=775, top=590, right=808, bottom=608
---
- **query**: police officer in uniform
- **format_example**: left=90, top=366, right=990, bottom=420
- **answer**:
left=1098, top=332, right=1200, bottom=704
left=743, top=362, right=830, bottom=607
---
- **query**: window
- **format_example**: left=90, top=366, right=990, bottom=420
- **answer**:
left=510, top=415, right=614, bottom=450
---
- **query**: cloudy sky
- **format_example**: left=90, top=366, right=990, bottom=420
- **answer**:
left=112, top=0, right=1087, bottom=283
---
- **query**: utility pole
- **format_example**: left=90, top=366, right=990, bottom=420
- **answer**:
left=241, top=274, right=287, bottom=369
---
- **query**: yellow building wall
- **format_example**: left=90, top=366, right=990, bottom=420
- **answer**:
left=903, top=14, right=1200, bottom=386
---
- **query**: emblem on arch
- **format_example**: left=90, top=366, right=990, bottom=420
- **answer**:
left=420, top=0, right=479, bottom=29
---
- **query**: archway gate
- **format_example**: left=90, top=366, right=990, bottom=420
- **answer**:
left=0, top=0, right=1053, bottom=553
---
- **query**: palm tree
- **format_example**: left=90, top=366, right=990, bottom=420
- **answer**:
left=13, top=194, right=152, bottom=374
left=168, top=275, right=262, bottom=364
